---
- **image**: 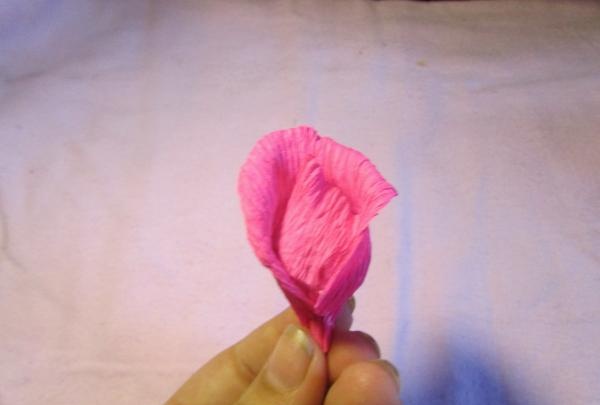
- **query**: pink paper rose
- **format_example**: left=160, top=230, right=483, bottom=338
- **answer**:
left=238, top=126, right=396, bottom=351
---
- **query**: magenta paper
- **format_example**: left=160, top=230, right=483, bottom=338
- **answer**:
left=238, top=126, right=396, bottom=351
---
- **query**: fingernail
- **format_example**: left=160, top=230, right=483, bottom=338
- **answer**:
left=335, top=302, right=354, bottom=331
left=375, top=359, right=400, bottom=393
left=265, top=325, right=314, bottom=391
left=348, top=296, right=356, bottom=312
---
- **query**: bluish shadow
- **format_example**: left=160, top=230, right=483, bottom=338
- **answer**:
left=395, top=338, right=543, bottom=405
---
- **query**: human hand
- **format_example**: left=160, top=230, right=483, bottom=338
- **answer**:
left=164, top=299, right=401, bottom=405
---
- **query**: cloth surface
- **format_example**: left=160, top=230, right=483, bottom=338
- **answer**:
left=1, top=1, right=599, bottom=404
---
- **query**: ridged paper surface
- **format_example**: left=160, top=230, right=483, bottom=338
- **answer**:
left=238, top=126, right=397, bottom=351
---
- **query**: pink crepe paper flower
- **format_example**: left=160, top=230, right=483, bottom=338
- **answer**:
left=238, top=126, right=397, bottom=351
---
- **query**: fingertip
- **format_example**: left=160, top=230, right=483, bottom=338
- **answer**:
left=371, top=359, right=401, bottom=393
left=354, top=331, right=381, bottom=357
left=328, top=330, right=380, bottom=382
left=325, top=360, right=401, bottom=405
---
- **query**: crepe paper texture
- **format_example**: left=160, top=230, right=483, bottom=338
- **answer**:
left=238, top=126, right=397, bottom=351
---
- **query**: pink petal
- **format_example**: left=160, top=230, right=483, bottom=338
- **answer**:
left=238, top=127, right=318, bottom=299
left=238, top=126, right=396, bottom=351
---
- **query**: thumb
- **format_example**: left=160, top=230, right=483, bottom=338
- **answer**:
left=235, top=324, right=327, bottom=405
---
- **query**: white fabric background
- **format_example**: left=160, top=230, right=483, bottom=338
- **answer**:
left=1, top=1, right=599, bottom=404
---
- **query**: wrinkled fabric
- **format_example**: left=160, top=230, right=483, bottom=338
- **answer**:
left=238, top=127, right=396, bottom=350
left=2, top=1, right=600, bottom=405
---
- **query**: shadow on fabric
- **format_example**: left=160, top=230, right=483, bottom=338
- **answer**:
left=397, top=339, right=542, bottom=405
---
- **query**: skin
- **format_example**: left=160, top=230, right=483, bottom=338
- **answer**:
left=164, top=299, right=402, bottom=405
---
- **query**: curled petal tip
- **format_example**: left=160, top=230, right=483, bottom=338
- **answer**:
left=238, top=127, right=395, bottom=349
